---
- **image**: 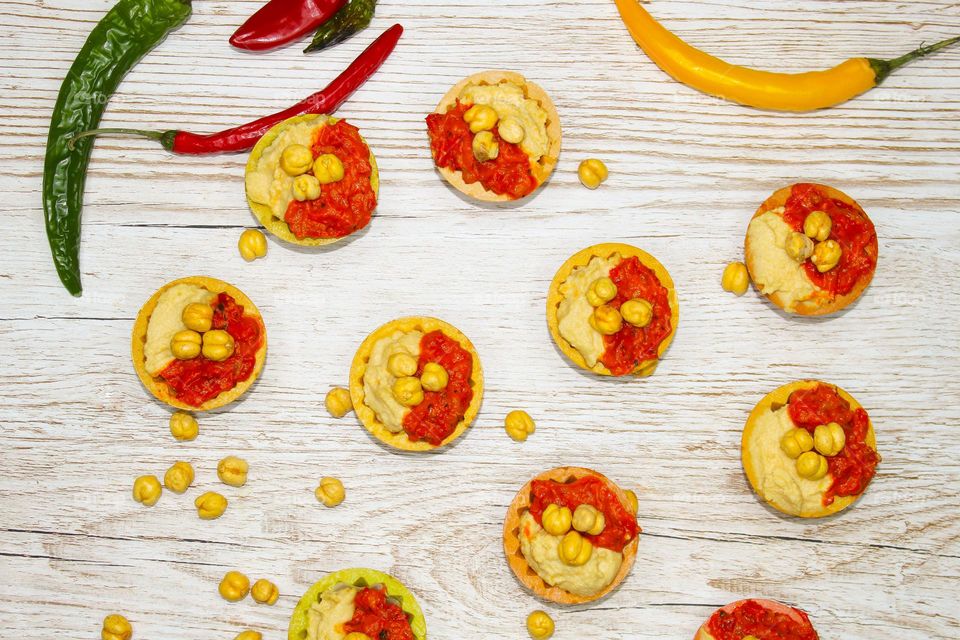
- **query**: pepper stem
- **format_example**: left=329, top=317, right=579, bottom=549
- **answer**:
left=67, top=128, right=173, bottom=151
left=870, top=35, right=960, bottom=84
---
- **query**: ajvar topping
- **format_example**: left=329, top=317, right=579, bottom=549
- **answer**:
left=788, top=383, right=880, bottom=506
left=159, top=293, right=263, bottom=407
left=529, top=476, right=639, bottom=552
left=781, top=183, right=877, bottom=296
left=343, top=587, right=415, bottom=640
left=425, top=101, right=538, bottom=199
left=402, top=330, right=474, bottom=446
left=707, top=599, right=818, bottom=640
left=284, top=120, right=377, bottom=240
left=599, top=256, right=672, bottom=376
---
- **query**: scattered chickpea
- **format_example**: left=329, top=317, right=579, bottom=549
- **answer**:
left=132, top=475, right=162, bottom=507
left=219, top=570, right=251, bottom=602
left=163, top=461, right=194, bottom=494
left=541, top=503, right=572, bottom=536
left=572, top=504, right=606, bottom=536
left=498, top=117, right=526, bottom=144
left=387, top=352, right=418, bottom=378
left=590, top=304, right=623, bottom=335
left=463, top=103, right=498, bottom=133
left=101, top=614, right=132, bottom=640
left=195, top=491, right=228, bottom=520
left=796, top=451, right=829, bottom=480
left=169, top=411, right=199, bottom=441
left=586, top=276, right=617, bottom=307
left=803, top=210, right=832, bottom=242
left=784, top=231, right=815, bottom=262
left=721, top=261, right=750, bottom=296
left=292, top=174, right=322, bottom=202
left=250, top=578, right=279, bottom=605
left=238, top=229, right=268, bottom=262
left=420, top=362, right=449, bottom=392
left=811, top=239, right=842, bottom=273
left=202, top=329, right=235, bottom=362
left=325, top=387, right=353, bottom=418
left=181, top=302, right=213, bottom=333
left=504, top=410, right=536, bottom=442
left=170, top=329, right=202, bottom=360
left=558, top=530, right=593, bottom=566
left=814, top=422, right=846, bottom=457
left=217, top=456, right=249, bottom=488
left=316, top=476, right=345, bottom=507
left=392, top=376, right=424, bottom=407
left=578, top=158, right=609, bottom=190
left=624, top=489, right=639, bottom=514
left=280, top=144, right=313, bottom=177
left=313, top=153, right=345, bottom=184
left=526, top=610, right=555, bottom=640
left=472, top=130, right=499, bottom=163
left=780, top=428, right=815, bottom=459
left=620, top=298, right=653, bottom=328
left=234, top=632, right=262, bottom=640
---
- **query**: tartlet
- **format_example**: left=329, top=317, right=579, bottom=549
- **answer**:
left=695, top=599, right=819, bottom=640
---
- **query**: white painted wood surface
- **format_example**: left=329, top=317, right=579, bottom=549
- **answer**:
left=1, top=0, right=959, bottom=638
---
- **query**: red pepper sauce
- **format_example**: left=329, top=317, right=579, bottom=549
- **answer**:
left=284, top=120, right=377, bottom=240
left=159, top=293, right=263, bottom=407
left=402, top=330, right=474, bottom=446
left=528, top=476, right=639, bottom=552
left=707, top=600, right=818, bottom=640
left=425, top=101, right=537, bottom=199
left=599, top=256, right=673, bottom=376
left=781, top=183, right=877, bottom=296
left=343, top=587, right=415, bottom=640
left=787, top=384, right=880, bottom=506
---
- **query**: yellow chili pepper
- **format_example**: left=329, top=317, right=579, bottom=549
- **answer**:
left=613, top=0, right=959, bottom=111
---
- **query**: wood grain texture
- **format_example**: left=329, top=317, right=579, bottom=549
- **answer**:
left=1, top=0, right=959, bottom=638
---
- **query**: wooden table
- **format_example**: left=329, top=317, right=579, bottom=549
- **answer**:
left=2, top=1, right=959, bottom=638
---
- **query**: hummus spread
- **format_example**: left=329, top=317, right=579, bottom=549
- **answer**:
left=306, top=585, right=358, bottom=640
left=363, top=330, right=423, bottom=433
left=518, top=512, right=621, bottom=597
left=459, top=82, right=549, bottom=161
left=245, top=120, right=319, bottom=221
left=745, top=405, right=831, bottom=517
left=747, top=209, right=816, bottom=309
left=143, top=283, right=215, bottom=375
left=556, top=254, right=619, bottom=367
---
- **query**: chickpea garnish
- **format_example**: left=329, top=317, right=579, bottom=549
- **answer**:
left=202, top=329, right=235, bottom=362
left=194, top=491, right=228, bottom=519
left=325, top=387, right=353, bottom=418
left=814, top=422, right=846, bottom=457
left=163, top=461, right=194, bottom=494
left=238, top=229, right=268, bottom=262
left=387, top=352, right=418, bottom=378
left=504, top=410, right=536, bottom=442
left=313, top=153, right=345, bottom=184
left=251, top=578, right=279, bottom=605
left=292, top=174, right=322, bottom=202
left=169, top=411, right=199, bottom=441
left=526, top=610, right=555, bottom=640
left=558, top=530, right=593, bottom=566
left=590, top=304, right=623, bottom=335
left=219, top=570, right=250, bottom=602
left=463, top=103, right=498, bottom=133
left=392, top=376, right=424, bottom=407
left=811, top=239, right=842, bottom=273
left=170, top=329, right=202, bottom=360
left=234, top=632, right=262, bottom=640
left=420, top=362, right=449, bottom=392
left=578, top=158, right=609, bottom=190
left=182, top=302, right=213, bottom=333
left=721, top=261, right=750, bottom=296
left=572, top=504, right=606, bottom=536
left=780, top=428, right=814, bottom=459
left=316, top=476, right=345, bottom=507
left=541, top=503, right=572, bottom=536
left=803, top=210, right=832, bottom=242
left=472, top=130, right=499, bottom=163
left=624, top=489, right=639, bottom=514
left=586, top=276, right=617, bottom=307
left=796, top=451, right=829, bottom=480
left=498, top=117, right=526, bottom=144
left=101, top=614, right=132, bottom=640
left=785, top=231, right=815, bottom=262
left=217, top=456, right=249, bottom=488
left=132, top=475, right=161, bottom=507
left=280, top=144, right=313, bottom=176
left=620, top=298, right=653, bottom=328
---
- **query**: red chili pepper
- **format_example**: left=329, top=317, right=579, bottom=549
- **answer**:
left=68, top=24, right=402, bottom=155
left=230, top=0, right=348, bottom=51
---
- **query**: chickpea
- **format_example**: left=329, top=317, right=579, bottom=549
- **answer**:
left=316, top=476, right=345, bottom=507
left=558, top=530, right=593, bottom=566
left=101, top=614, right=132, bottom=640
left=803, top=210, right=832, bottom=242
left=785, top=231, right=815, bottom=262
left=578, top=158, right=609, bottom=190
left=585, top=276, right=617, bottom=307
left=590, top=304, right=623, bottom=336
left=202, top=329, right=235, bottom=362
left=181, top=302, right=213, bottom=333
left=721, top=261, right=750, bottom=296
left=498, top=117, right=526, bottom=144
left=620, top=298, right=653, bottom=328
left=392, top=376, right=424, bottom=407
left=194, top=491, right=228, bottom=519
left=280, top=144, right=313, bottom=176
left=541, top=503, right=572, bottom=536
left=796, top=451, right=829, bottom=480
left=504, top=410, right=536, bottom=442
left=292, top=174, right=322, bottom=202
left=132, top=475, right=161, bottom=507
left=814, top=422, right=846, bottom=457
left=238, top=229, right=268, bottom=262
left=325, top=387, right=352, bottom=418
left=313, top=153, right=345, bottom=184
left=472, top=130, right=499, bottom=163
left=811, top=239, right=842, bottom=273
left=169, top=411, right=199, bottom=441
left=572, top=504, right=606, bottom=536
left=219, top=570, right=250, bottom=602
left=779, top=428, right=814, bottom=459
left=526, top=610, right=555, bottom=640
left=163, top=461, right=194, bottom=494
left=624, top=489, right=639, bottom=514
left=343, top=634, right=373, bottom=640
left=420, top=362, right=449, bottom=392
left=387, top=352, right=418, bottom=378
left=234, top=632, right=262, bottom=640
left=217, top=456, right=249, bottom=487
left=250, top=578, right=279, bottom=605
left=463, top=104, right=498, bottom=133
left=170, top=329, right=202, bottom=360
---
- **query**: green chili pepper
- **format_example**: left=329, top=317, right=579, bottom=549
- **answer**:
left=304, top=0, right=377, bottom=53
left=43, top=0, right=192, bottom=296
